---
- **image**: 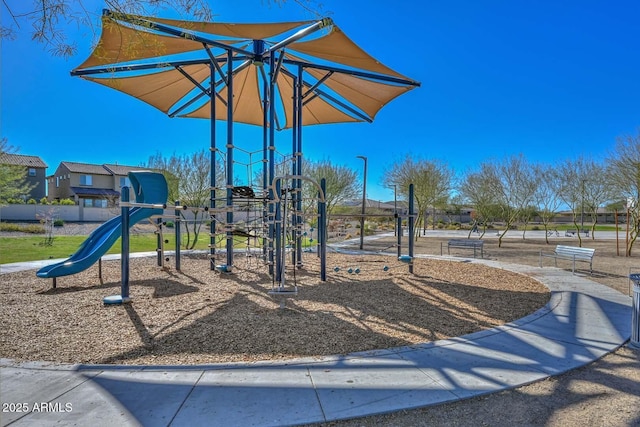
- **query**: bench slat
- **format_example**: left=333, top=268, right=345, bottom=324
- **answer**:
left=539, top=244, right=594, bottom=274
left=442, top=239, right=484, bottom=258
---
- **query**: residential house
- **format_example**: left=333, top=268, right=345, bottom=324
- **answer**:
left=0, top=153, right=48, bottom=200
left=47, top=162, right=142, bottom=206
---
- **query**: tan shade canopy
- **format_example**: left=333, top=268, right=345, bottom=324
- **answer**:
left=75, top=15, right=314, bottom=71
left=288, top=27, right=409, bottom=80
left=150, top=16, right=315, bottom=40
left=73, top=13, right=419, bottom=129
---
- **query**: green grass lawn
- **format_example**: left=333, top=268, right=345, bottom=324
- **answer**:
left=0, top=233, right=314, bottom=264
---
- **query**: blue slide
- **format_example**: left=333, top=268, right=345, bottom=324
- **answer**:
left=37, top=171, right=168, bottom=279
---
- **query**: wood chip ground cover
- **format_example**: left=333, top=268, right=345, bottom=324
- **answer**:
left=0, top=253, right=549, bottom=365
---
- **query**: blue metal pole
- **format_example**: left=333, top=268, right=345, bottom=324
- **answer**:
left=226, top=49, right=234, bottom=269
left=121, top=186, right=131, bottom=301
left=175, top=200, right=181, bottom=271
left=262, top=71, right=269, bottom=263
left=210, top=62, right=217, bottom=269
left=320, top=178, right=327, bottom=281
left=275, top=179, right=282, bottom=282
left=408, top=183, right=415, bottom=274
left=156, top=217, right=162, bottom=266
left=268, top=52, right=277, bottom=278
left=291, top=75, right=298, bottom=268
left=296, top=66, right=303, bottom=268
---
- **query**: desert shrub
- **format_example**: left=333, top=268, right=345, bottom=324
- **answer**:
left=0, top=222, right=45, bottom=234
left=22, top=224, right=46, bottom=233
left=60, top=199, right=75, bottom=205
left=27, top=198, right=36, bottom=204
left=40, top=197, right=49, bottom=205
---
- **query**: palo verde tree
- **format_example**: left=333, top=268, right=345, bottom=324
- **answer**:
left=146, top=149, right=224, bottom=250
left=382, top=155, right=454, bottom=238
left=0, top=138, right=34, bottom=204
left=459, top=168, right=500, bottom=239
left=583, top=161, right=615, bottom=239
left=606, top=129, right=640, bottom=255
left=533, top=163, right=564, bottom=244
left=556, top=156, right=597, bottom=248
left=302, top=159, right=360, bottom=216
left=472, top=155, right=538, bottom=247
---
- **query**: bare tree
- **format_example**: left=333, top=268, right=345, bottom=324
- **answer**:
left=459, top=168, right=501, bottom=239
left=583, top=162, right=614, bottom=239
left=472, top=156, right=538, bottom=247
left=534, top=164, right=564, bottom=244
left=1, top=0, right=321, bottom=57
left=606, top=129, right=640, bottom=255
left=302, top=159, right=360, bottom=216
left=146, top=149, right=224, bottom=249
left=556, top=157, right=597, bottom=248
left=382, top=155, right=454, bottom=238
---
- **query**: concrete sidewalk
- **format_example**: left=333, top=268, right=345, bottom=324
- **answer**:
left=0, top=258, right=632, bottom=427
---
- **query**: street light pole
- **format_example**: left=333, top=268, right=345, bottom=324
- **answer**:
left=357, top=155, right=367, bottom=250
left=581, top=179, right=585, bottom=232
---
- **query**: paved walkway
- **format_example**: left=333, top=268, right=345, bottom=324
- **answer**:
left=1, top=254, right=632, bottom=427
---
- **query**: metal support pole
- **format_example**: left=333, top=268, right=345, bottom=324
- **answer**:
left=357, top=155, right=367, bottom=250
left=175, top=200, right=181, bottom=271
left=296, top=66, right=304, bottom=268
left=275, top=180, right=283, bottom=282
left=262, top=74, right=269, bottom=262
left=408, top=183, right=415, bottom=274
left=104, top=186, right=131, bottom=304
left=268, top=52, right=277, bottom=276
left=156, top=217, right=163, bottom=267
left=320, top=178, right=327, bottom=281
left=209, top=63, right=217, bottom=269
left=291, top=75, right=299, bottom=268
left=225, top=50, right=234, bottom=269
left=397, top=214, right=402, bottom=258
left=629, top=274, right=640, bottom=348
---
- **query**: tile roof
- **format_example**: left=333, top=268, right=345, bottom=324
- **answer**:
left=0, top=153, right=47, bottom=168
left=103, top=164, right=148, bottom=176
left=60, top=162, right=111, bottom=175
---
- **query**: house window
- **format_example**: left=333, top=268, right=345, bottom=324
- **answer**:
left=80, top=175, right=93, bottom=186
left=120, top=177, right=131, bottom=188
left=56, top=176, right=60, bottom=187
left=28, top=168, right=36, bottom=177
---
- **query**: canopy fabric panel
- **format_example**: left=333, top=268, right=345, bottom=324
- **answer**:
left=82, top=63, right=211, bottom=114
left=183, top=65, right=264, bottom=125
left=277, top=71, right=361, bottom=127
left=302, top=65, right=414, bottom=120
left=74, top=17, right=205, bottom=70
left=148, top=16, right=314, bottom=40
left=288, top=27, right=410, bottom=80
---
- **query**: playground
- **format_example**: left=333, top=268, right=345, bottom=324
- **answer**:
left=1, top=250, right=548, bottom=365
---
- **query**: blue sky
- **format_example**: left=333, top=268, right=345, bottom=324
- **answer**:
left=1, top=0, right=639, bottom=201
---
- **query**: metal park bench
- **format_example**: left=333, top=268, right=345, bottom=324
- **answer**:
left=441, top=239, right=484, bottom=258
left=539, top=244, right=595, bottom=275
